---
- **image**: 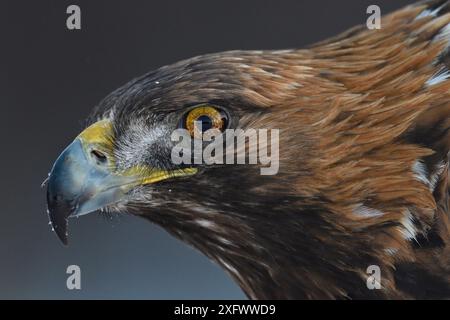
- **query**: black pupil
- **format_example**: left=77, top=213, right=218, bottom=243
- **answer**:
left=197, top=115, right=213, bottom=132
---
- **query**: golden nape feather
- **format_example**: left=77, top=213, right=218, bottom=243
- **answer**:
left=248, top=0, right=450, bottom=298
left=46, top=0, right=450, bottom=299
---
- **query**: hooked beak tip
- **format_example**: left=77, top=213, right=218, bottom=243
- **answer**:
left=47, top=202, right=70, bottom=245
left=55, top=224, right=69, bottom=246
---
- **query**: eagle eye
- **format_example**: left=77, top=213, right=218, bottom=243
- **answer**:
left=181, top=105, right=228, bottom=137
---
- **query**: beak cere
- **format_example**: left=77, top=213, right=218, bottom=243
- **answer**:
left=46, top=120, right=198, bottom=245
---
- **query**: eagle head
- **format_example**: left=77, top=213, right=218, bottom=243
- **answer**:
left=46, top=51, right=320, bottom=297
left=46, top=1, right=450, bottom=299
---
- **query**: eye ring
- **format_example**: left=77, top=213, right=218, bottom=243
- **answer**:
left=182, top=105, right=228, bottom=137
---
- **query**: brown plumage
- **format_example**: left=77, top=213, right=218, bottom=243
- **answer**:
left=47, top=0, right=450, bottom=299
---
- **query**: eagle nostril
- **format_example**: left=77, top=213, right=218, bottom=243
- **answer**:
left=91, top=149, right=108, bottom=165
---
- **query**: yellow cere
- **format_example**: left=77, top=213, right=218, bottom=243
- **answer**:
left=78, top=119, right=114, bottom=147
left=76, top=119, right=197, bottom=185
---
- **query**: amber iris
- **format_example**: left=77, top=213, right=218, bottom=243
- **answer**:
left=185, top=106, right=226, bottom=137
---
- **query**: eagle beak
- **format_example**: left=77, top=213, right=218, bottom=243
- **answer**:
left=47, top=137, right=132, bottom=245
left=46, top=120, right=196, bottom=245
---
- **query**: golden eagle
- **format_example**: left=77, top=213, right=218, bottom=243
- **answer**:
left=47, top=0, right=450, bottom=299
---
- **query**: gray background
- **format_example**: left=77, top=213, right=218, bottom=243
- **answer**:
left=1, top=0, right=415, bottom=299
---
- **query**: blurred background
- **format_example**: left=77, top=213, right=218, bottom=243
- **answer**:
left=1, top=0, right=415, bottom=299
